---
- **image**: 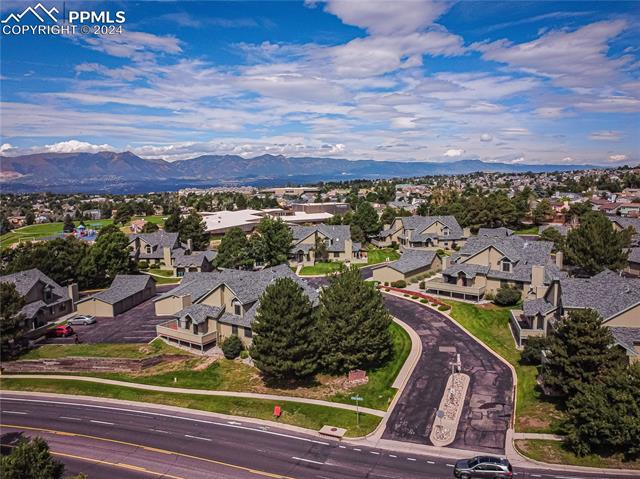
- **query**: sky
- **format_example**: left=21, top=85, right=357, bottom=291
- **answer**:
left=1, top=0, right=639, bottom=165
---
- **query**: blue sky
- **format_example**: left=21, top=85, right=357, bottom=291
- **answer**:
left=1, top=0, right=639, bottom=165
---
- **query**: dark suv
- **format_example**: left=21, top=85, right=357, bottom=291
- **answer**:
left=453, top=456, right=513, bottom=478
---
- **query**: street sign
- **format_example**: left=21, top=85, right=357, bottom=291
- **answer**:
left=351, top=396, right=363, bottom=401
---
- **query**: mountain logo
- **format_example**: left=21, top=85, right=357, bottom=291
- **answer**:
left=1, top=3, right=59, bottom=24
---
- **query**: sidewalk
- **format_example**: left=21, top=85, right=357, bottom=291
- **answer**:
left=2, top=374, right=386, bottom=417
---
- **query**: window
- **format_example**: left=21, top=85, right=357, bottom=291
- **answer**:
left=502, top=260, right=511, bottom=272
left=145, top=245, right=152, bottom=254
left=232, top=325, right=238, bottom=336
left=333, top=252, right=339, bottom=258
left=244, top=327, right=252, bottom=338
left=233, top=302, right=242, bottom=316
left=442, top=227, right=450, bottom=236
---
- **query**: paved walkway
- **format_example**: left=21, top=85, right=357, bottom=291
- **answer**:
left=4, top=374, right=386, bottom=417
left=513, top=432, right=564, bottom=441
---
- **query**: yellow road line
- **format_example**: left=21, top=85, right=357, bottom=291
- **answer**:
left=1, top=424, right=296, bottom=479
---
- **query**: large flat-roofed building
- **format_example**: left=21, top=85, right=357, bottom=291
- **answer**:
left=290, top=202, right=350, bottom=215
left=201, top=208, right=333, bottom=235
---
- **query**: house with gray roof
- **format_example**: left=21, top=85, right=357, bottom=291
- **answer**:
left=511, top=269, right=640, bottom=347
left=128, top=231, right=215, bottom=276
left=289, top=224, right=366, bottom=267
left=424, top=230, right=562, bottom=302
left=0, top=268, right=75, bottom=331
left=376, top=215, right=465, bottom=251
left=610, top=327, right=640, bottom=364
left=155, top=264, right=318, bottom=352
left=372, top=250, right=441, bottom=284
left=75, top=275, right=156, bottom=317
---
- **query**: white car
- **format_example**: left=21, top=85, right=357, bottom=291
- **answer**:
left=68, top=315, right=96, bottom=325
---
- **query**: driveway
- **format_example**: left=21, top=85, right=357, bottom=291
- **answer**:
left=382, top=295, right=513, bottom=453
left=44, top=285, right=177, bottom=345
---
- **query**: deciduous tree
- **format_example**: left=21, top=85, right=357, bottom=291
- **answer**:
left=250, top=217, right=293, bottom=267
left=214, top=227, right=253, bottom=269
left=0, top=437, right=65, bottom=479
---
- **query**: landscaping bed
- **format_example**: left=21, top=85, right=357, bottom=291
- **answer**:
left=515, top=439, right=640, bottom=470
left=0, top=378, right=380, bottom=437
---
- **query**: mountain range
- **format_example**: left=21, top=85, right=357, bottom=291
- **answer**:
left=0, top=151, right=604, bottom=193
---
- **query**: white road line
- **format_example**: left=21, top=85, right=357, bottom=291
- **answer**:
left=59, top=416, right=81, bottom=421
left=3, top=411, right=27, bottom=415
left=446, top=464, right=454, bottom=467
left=151, top=429, right=169, bottom=434
left=427, top=460, right=435, bottom=464
left=370, top=451, right=380, bottom=455
left=89, top=420, right=114, bottom=425
left=389, top=454, right=397, bottom=458
left=227, top=421, right=242, bottom=425
left=353, top=448, right=361, bottom=452
left=338, top=445, right=346, bottom=449
left=184, top=434, right=212, bottom=442
left=531, top=475, right=541, bottom=478
left=3, top=398, right=331, bottom=446
left=292, top=456, right=324, bottom=465
left=407, top=457, right=416, bottom=461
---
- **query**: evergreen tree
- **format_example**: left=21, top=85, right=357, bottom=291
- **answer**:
left=380, top=207, right=397, bottom=227
left=179, top=211, right=209, bottom=250
left=251, top=278, right=319, bottom=380
left=62, top=214, right=75, bottom=233
left=113, top=203, right=133, bottom=225
left=164, top=209, right=182, bottom=233
left=25, top=211, right=35, bottom=225
left=250, top=217, right=293, bottom=267
left=0, top=437, right=65, bottom=479
left=565, top=211, right=630, bottom=274
left=542, top=309, right=626, bottom=398
left=352, top=201, right=381, bottom=238
left=97, top=223, right=121, bottom=237
left=0, top=282, right=25, bottom=359
left=539, top=227, right=565, bottom=253
left=564, top=364, right=640, bottom=458
left=89, top=230, right=134, bottom=283
left=214, top=227, right=253, bottom=269
left=317, top=266, right=392, bottom=374
left=0, top=214, right=11, bottom=234
left=141, top=222, right=159, bottom=233
left=532, top=199, right=554, bottom=225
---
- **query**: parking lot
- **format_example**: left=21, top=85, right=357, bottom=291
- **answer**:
left=43, top=285, right=176, bottom=345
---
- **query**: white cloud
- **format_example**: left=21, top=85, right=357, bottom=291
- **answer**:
left=81, top=30, right=182, bottom=62
left=609, top=154, right=627, bottom=162
left=42, top=140, right=114, bottom=154
left=588, top=130, right=622, bottom=141
left=444, top=148, right=465, bottom=157
left=480, top=133, right=493, bottom=142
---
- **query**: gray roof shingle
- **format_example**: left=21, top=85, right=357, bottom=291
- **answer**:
left=387, top=250, right=438, bottom=274
left=87, top=275, right=154, bottom=305
left=0, top=268, right=70, bottom=318
left=523, top=298, right=556, bottom=317
left=610, top=327, right=640, bottom=357
left=176, top=304, right=223, bottom=325
left=401, top=215, right=464, bottom=240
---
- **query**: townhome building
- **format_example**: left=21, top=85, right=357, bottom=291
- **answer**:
left=0, top=268, right=76, bottom=332
left=511, top=270, right=640, bottom=363
left=424, top=229, right=563, bottom=302
left=154, top=264, right=317, bottom=352
left=288, top=224, right=367, bottom=267
left=376, top=215, right=466, bottom=250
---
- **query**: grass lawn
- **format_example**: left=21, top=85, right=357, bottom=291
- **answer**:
left=514, top=225, right=540, bottom=235
left=330, top=321, right=411, bottom=410
left=151, top=275, right=182, bottom=285
left=19, top=339, right=182, bottom=360
left=299, top=262, right=345, bottom=275
left=0, top=220, right=114, bottom=249
left=515, top=440, right=640, bottom=470
left=446, top=301, right=565, bottom=433
left=0, top=378, right=380, bottom=437
left=367, top=247, right=400, bottom=265
left=147, top=269, right=175, bottom=277
left=132, top=215, right=166, bottom=226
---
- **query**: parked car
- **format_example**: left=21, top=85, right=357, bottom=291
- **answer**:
left=453, top=456, right=513, bottom=478
left=47, top=325, right=75, bottom=338
left=68, top=315, right=96, bottom=325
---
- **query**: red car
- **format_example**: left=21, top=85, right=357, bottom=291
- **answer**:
left=49, top=325, right=74, bottom=337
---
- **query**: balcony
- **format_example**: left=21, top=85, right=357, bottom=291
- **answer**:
left=509, top=310, right=545, bottom=348
left=156, top=319, right=218, bottom=350
left=423, top=278, right=485, bottom=301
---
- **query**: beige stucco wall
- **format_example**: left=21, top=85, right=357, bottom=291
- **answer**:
left=373, top=267, right=405, bottom=284
left=465, top=247, right=504, bottom=270
left=604, top=304, right=640, bottom=327
left=76, top=299, right=115, bottom=317
left=155, top=295, right=190, bottom=316
left=217, top=322, right=253, bottom=347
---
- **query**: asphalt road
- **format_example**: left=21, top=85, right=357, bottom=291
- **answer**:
left=0, top=394, right=627, bottom=479
left=382, top=295, right=514, bottom=454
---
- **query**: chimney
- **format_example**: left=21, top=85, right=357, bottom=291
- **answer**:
left=555, top=251, right=564, bottom=270
left=186, top=238, right=193, bottom=252
left=163, top=246, right=172, bottom=267
left=442, top=256, right=449, bottom=270
left=67, top=283, right=79, bottom=304
left=531, top=265, right=545, bottom=291
left=181, top=294, right=192, bottom=310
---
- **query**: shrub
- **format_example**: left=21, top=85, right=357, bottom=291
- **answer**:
left=520, top=337, right=550, bottom=365
left=138, top=260, right=149, bottom=270
left=484, top=291, right=496, bottom=301
left=494, top=286, right=521, bottom=306
left=240, top=350, right=249, bottom=359
left=384, top=288, right=390, bottom=292
left=436, top=249, right=446, bottom=257
left=403, top=294, right=410, bottom=297
left=384, top=281, right=389, bottom=286
left=420, top=299, right=428, bottom=304
left=419, top=281, right=425, bottom=289
left=391, top=280, right=407, bottom=288
left=221, top=335, right=243, bottom=359
left=149, top=263, right=160, bottom=270
left=411, top=295, right=419, bottom=300
left=438, top=305, right=451, bottom=312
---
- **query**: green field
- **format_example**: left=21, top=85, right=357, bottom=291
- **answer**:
left=0, top=378, right=380, bottom=437
left=0, top=219, right=114, bottom=249
left=367, top=247, right=400, bottom=265
left=299, top=261, right=345, bottom=275
left=19, top=339, right=181, bottom=360
left=446, top=301, right=564, bottom=433
left=514, top=225, right=540, bottom=235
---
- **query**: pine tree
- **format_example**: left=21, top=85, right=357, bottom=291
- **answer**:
left=352, top=201, right=381, bottom=238
left=179, top=211, right=209, bottom=250
left=164, top=209, right=182, bottom=233
left=564, top=364, right=640, bottom=458
left=317, top=265, right=392, bottom=374
left=565, top=211, right=630, bottom=274
left=214, top=227, right=253, bottom=269
left=62, top=214, right=75, bottom=233
left=532, top=199, right=554, bottom=225
left=542, top=309, right=626, bottom=398
left=0, top=282, right=25, bottom=359
left=250, top=278, right=319, bottom=380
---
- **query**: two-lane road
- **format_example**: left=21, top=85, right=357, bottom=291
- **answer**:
left=0, top=394, right=629, bottom=479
